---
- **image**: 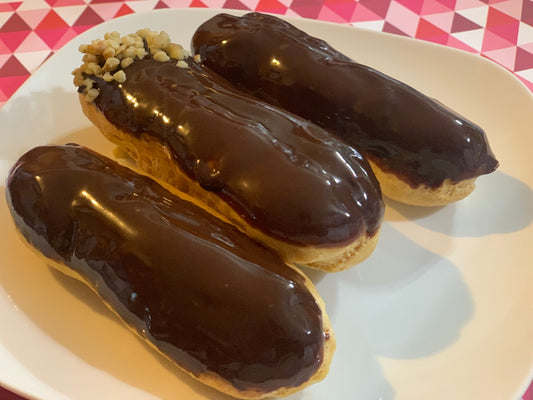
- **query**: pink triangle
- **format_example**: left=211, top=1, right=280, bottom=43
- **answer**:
left=447, top=35, right=478, bottom=53
left=423, top=10, right=454, bottom=32
left=382, top=21, right=410, bottom=36
left=154, top=0, right=169, bottom=9
left=13, top=31, right=49, bottom=52
left=0, top=2, right=22, bottom=12
left=256, top=0, right=287, bottom=14
left=394, top=0, right=425, bottom=14
left=481, top=29, right=514, bottom=51
left=522, top=0, right=533, bottom=26
left=35, top=27, right=70, bottom=49
left=0, top=31, right=31, bottom=52
left=486, top=7, right=520, bottom=43
left=318, top=5, right=348, bottom=23
left=514, top=47, right=533, bottom=72
left=0, top=40, right=11, bottom=54
left=189, top=0, right=208, bottom=6
left=483, top=45, right=516, bottom=70
left=492, top=0, right=523, bottom=20
left=516, top=75, right=533, bottom=92
left=352, top=3, right=383, bottom=22
left=0, top=75, right=29, bottom=98
left=90, top=3, right=124, bottom=21
left=421, top=0, right=454, bottom=15
left=222, top=0, right=252, bottom=10
left=289, top=0, right=323, bottom=19
left=114, top=3, right=135, bottom=18
left=72, top=6, right=105, bottom=27
left=53, top=27, right=79, bottom=50
left=358, top=0, right=391, bottom=19
left=324, top=1, right=356, bottom=21
left=0, top=54, right=10, bottom=68
left=16, top=9, right=49, bottom=30
left=451, top=12, right=482, bottom=32
left=0, top=55, right=29, bottom=77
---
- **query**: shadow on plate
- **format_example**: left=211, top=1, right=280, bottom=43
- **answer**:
left=333, top=223, right=474, bottom=359
left=385, top=171, right=533, bottom=237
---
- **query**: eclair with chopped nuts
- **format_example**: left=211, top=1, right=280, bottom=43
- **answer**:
left=6, top=143, right=334, bottom=399
left=73, top=29, right=385, bottom=272
left=192, top=12, right=499, bottom=206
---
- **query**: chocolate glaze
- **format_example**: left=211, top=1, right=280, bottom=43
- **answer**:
left=191, top=12, right=499, bottom=188
left=6, top=144, right=327, bottom=393
left=84, top=56, right=383, bottom=246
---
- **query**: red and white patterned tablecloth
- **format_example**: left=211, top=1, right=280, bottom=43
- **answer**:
left=0, top=0, right=532, bottom=399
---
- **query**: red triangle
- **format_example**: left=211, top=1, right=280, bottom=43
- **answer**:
left=0, top=31, right=31, bottom=52
left=189, top=0, right=208, bottom=7
left=514, top=47, right=533, bottom=72
left=416, top=19, right=450, bottom=44
left=523, top=0, right=533, bottom=26
left=382, top=21, right=409, bottom=37
left=154, top=1, right=169, bottom=9
left=35, top=10, right=68, bottom=30
left=486, top=8, right=519, bottom=43
left=481, top=29, right=514, bottom=52
left=0, top=2, right=22, bottom=12
left=325, top=1, right=356, bottom=21
left=114, top=3, right=135, bottom=18
left=256, top=0, right=287, bottom=14
left=0, top=75, right=29, bottom=98
left=394, top=0, right=424, bottom=14
left=73, top=6, right=105, bottom=27
left=35, top=27, right=71, bottom=49
left=287, top=0, right=324, bottom=19
left=451, top=12, right=482, bottom=33
left=436, top=0, right=456, bottom=9
left=358, top=0, right=391, bottom=19
left=0, top=12, right=32, bottom=33
left=222, top=0, right=252, bottom=10
left=0, top=55, right=29, bottom=77
left=352, top=4, right=383, bottom=22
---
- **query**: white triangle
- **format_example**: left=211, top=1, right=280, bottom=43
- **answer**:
left=14, top=31, right=49, bottom=53
left=15, top=51, right=51, bottom=73
left=350, top=20, right=385, bottom=33
left=451, top=28, right=484, bottom=52
left=125, top=0, right=159, bottom=13
left=199, top=0, right=226, bottom=8
left=17, top=0, right=50, bottom=12
left=53, top=5, right=87, bottom=26
left=455, top=5, right=488, bottom=27
left=515, top=68, right=533, bottom=84
left=517, top=22, right=533, bottom=46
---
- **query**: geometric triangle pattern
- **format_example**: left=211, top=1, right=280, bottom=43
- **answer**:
left=0, top=0, right=532, bottom=110
left=0, top=1, right=531, bottom=399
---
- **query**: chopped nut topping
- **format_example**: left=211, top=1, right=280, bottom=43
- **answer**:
left=72, top=28, right=189, bottom=102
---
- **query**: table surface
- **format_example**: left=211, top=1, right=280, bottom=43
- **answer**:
left=0, top=0, right=532, bottom=399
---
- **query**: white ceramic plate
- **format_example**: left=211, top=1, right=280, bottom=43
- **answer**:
left=0, top=8, right=531, bottom=400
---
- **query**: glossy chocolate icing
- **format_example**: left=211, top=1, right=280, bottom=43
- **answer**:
left=6, top=144, right=327, bottom=393
left=191, top=12, right=499, bottom=188
left=85, top=56, right=383, bottom=246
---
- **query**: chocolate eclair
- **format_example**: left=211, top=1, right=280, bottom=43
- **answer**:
left=5, top=144, right=334, bottom=399
left=73, top=29, right=384, bottom=271
left=191, top=12, right=499, bottom=206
